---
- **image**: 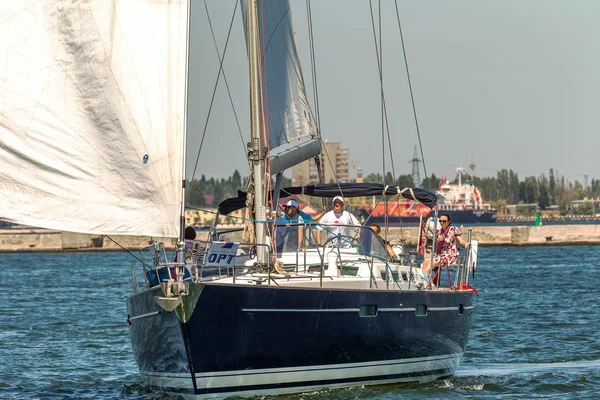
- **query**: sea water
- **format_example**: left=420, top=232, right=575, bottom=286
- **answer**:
left=1, top=246, right=599, bottom=399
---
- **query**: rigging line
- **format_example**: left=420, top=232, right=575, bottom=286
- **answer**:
left=306, top=0, right=326, bottom=211
left=368, top=1, right=397, bottom=183
left=318, top=140, right=346, bottom=201
left=261, top=3, right=333, bottom=202
left=379, top=4, right=396, bottom=184
left=259, top=2, right=276, bottom=238
left=369, top=0, right=384, bottom=183
left=191, top=1, right=243, bottom=180
left=263, top=2, right=320, bottom=137
left=377, top=0, right=389, bottom=232
left=181, top=0, right=193, bottom=242
left=205, top=0, right=246, bottom=163
left=256, top=2, right=277, bottom=256
left=103, top=235, right=150, bottom=269
left=306, top=0, right=321, bottom=130
left=267, top=2, right=345, bottom=201
left=369, top=0, right=396, bottom=232
left=394, top=0, right=427, bottom=185
left=378, top=1, right=385, bottom=186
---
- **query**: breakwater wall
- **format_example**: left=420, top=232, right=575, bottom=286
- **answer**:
left=388, top=224, right=600, bottom=247
left=0, top=229, right=176, bottom=253
left=1, top=224, right=600, bottom=253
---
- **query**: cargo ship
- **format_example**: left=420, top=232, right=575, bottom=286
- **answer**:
left=361, top=172, right=496, bottom=225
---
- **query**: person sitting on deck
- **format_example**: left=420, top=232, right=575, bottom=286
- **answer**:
left=173, top=226, right=195, bottom=260
left=148, top=226, right=198, bottom=286
left=173, top=226, right=205, bottom=267
left=371, top=224, right=397, bottom=259
left=316, top=196, right=361, bottom=248
left=184, top=226, right=200, bottom=261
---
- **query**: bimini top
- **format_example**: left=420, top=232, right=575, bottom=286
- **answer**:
left=218, top=183, right=437, bottom=215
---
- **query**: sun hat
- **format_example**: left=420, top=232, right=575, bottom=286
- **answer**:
left=285, top=199, right=299, bottom=208
left=332, top=195, right=344, bottom=204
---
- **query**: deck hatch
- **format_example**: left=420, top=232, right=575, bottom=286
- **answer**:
left=380, top=271, right=400, bottom=282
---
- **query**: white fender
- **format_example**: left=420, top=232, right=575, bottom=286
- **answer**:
left=325, top=250, right=340, bottom=277
left=425, top=216, right=439, bottom=239
left=391, top=244, right=405, bottom=257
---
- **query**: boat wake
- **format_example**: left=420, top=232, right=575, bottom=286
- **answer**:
left=456, top=359, right=600, bottom=377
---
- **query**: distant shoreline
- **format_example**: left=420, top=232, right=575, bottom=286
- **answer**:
left=495, top=215, right=600, bottom=224
left=2, top=223, right=600, bottom=253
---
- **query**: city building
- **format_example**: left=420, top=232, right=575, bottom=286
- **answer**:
left=291, top=141, right=350, bottom=186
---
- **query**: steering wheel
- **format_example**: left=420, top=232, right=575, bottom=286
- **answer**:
left=323, top=234, right=360, bottom=248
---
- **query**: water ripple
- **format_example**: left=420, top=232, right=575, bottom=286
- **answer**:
left=1, top=247, right=600, bottom=399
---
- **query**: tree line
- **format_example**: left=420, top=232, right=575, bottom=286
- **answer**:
left=185, top=170, right=291, bottom=208
left=186, top=168, right=599, bottom=214
left=363, top=168, right=600, bottom=214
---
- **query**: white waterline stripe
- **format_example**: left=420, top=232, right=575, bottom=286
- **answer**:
left=242, top=306, right=470, bottom=313
left=143, top=356, right=462, bottom=393
left=143, top=352, right=463, bottom=379
left=241, top=308, right=359, bottom=313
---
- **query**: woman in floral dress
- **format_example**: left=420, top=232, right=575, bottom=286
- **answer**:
left=434, top=214, right=468, bottom=266
left=425, top=213, right=469, bottom=284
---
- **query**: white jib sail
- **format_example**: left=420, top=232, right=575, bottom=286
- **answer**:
left=0, top=1, right=188, bottom=237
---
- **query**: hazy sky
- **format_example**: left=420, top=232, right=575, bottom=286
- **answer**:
left=187, top=1, right=600, bottom=185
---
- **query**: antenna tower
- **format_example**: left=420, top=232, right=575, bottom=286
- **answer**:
left=469, top=160, right=476, bottom=183
left=410, top=145, right=421, bottom=187
left=456, top=166, right=465, bottom=186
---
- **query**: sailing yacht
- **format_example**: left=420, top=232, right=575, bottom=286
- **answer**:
left=0, top=1, right=477, bottom=398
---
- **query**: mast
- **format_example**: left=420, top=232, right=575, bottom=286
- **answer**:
left=247, top=0, right=269, bottom=264
left=180, top=0, right=192, bottom=243
left=456, top=167, right=464, bottom=187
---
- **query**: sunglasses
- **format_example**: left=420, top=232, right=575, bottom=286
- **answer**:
left=439, top=220, right=449, bottom=223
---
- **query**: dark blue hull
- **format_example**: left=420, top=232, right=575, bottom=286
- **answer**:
left=127, top=284, right=473, bottom=398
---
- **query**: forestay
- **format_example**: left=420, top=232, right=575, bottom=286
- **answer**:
left=0, top=1, right=188, bottom=237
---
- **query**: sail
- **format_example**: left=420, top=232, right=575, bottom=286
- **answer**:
left=243, top=0, right=318, bottom=154
left=0, top=1, right=188, bottom=237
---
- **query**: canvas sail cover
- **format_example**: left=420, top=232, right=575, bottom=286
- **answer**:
left=218, top=184, right=438, bottom=215
left=243, top=0, right=318, bottom=154
left=0, top=1, right=188, bottom=237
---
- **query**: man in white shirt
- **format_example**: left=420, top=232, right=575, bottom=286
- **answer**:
left=316, top=196, right=361, bottom=248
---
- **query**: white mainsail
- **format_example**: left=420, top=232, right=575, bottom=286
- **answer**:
left=0, top=1, right=188, bottom=237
